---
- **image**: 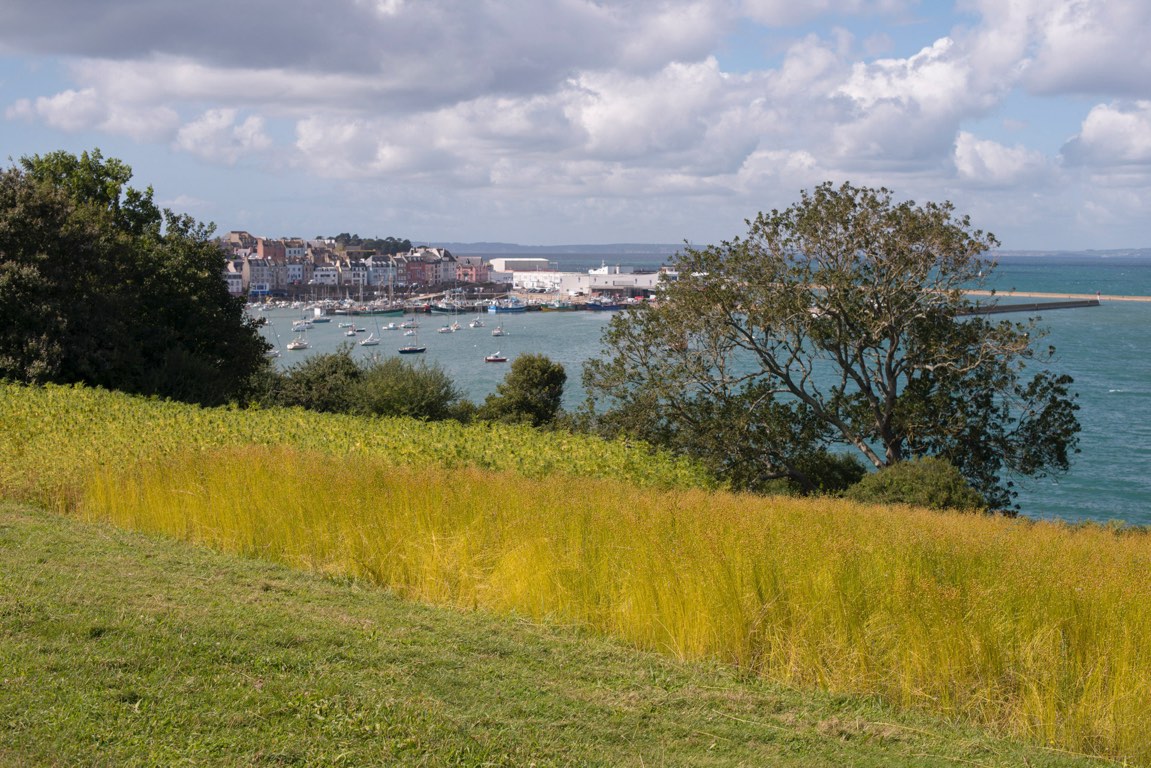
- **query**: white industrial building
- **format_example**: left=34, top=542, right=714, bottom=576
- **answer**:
left=502, top=262, right=677, bottom=297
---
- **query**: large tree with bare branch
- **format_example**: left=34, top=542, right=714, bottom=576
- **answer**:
left=582, top=182, right=1080, bottom=510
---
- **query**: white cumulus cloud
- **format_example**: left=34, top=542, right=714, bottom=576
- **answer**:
left=954, top=131, right=1052, bottom=187
left=1062, top=101, right=1151, bottom=168
left=5, top=0, right=1151, bottom=248
left=6, top=87, right=179, bottom=141
left=175, top=109, right=272, bottom=164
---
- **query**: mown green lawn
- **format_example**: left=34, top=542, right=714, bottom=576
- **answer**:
left=0, top=502, right=1115, bottom=767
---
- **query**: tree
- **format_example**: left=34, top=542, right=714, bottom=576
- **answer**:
left=583, top=182, right=1080, bottom=509
left=478, top=354, right=567, bottom=427
left=0, top=150, right=270, bottom=405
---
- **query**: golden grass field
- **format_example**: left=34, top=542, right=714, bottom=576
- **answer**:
left=4, top=382, right=1149, bottom=764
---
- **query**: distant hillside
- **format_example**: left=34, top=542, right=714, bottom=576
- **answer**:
left=438, top=242, right=683, bottom=256
left=996, top=248, right=1151, bottom=260
left=432, top=244, right=1151, bottom=259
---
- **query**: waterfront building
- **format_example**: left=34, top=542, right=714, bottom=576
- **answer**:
left=488, top=257, right=556, bottom=273
left=455, top=255, right=489, bottom=283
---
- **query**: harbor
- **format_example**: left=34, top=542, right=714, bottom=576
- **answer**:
left=255, top=249, right=1151, bottom=527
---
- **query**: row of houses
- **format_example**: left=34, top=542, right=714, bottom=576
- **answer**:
left=219, top=232, right=676, bottom=300
left=218, top=232, right=492, bottom=298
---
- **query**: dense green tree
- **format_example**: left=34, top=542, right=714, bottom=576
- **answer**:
left=0, top=150, right=269, bottom=405
left=478, top=354, right=566, bottom=427
left=583, top=182, right=1080, bottom=509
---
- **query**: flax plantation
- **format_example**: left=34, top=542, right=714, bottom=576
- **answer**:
left=2, top=382, right=1147, bottom=765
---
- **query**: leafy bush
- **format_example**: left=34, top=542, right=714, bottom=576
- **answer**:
left=352, top=355, right=465, bottom=421
left=478, top=353, right=566, bottom=427
left=845, top=457, right=986, bottom=511
left=267, top=347, right=467, bottom=421
left=272, top=346, right=363, bottom=413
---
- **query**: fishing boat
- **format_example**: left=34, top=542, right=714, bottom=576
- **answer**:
left=430, top=300, right=466, bottom=315
left=540, top=300, right=575, bottom=311
left=484, top=351, right=508, bottom=363
left=584, top=298, right=626, bottom=311
left=487, top=297, right=527, bottom=313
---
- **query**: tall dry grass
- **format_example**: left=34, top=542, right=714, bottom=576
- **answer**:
left=82, top=445, right=1151, bottom=764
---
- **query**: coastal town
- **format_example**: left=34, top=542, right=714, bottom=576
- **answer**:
left=219, top=231, right=676, bottom=309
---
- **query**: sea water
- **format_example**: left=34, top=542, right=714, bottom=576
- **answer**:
left=990, top=254, right=1151, bottom=524
left=258, top=252, right=1151, bottom=526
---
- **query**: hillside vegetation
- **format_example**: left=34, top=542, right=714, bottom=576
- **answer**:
left=0, top=502, right=1111, bottom=766
left=2, top=383, right=1148, bottom=765
left=0, top=382, right=713, bottom=508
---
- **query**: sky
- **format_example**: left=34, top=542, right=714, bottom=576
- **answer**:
left=2, top=0, right=1150, bottom=250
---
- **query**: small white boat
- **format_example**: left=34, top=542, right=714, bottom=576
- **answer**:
left=382, top=322, right=400, bottom=331
left=469, top=317, right=485, bottom=328
left=286, top=335, right=309, bottom=351
left=485, top=351, right=508, bottom=363
left=491, top=324, right=506, bottom=337
left=359, top=333, right=379, bottom=347
left=404, top=329, right=416, bottom=337
left=437, top=325, right=454, bottom=334
left=345, top=326, right=358, bottom=337
left=338, top=321, right=353, bottom=328
left=450, top=321, right=462, bottom=331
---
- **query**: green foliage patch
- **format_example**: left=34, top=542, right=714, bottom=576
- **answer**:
left=0, top=382, right=715, bottom=508
left=846, top=457, right=987, bottom=511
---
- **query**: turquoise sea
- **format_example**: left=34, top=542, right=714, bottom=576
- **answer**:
left=258, top=251, right=1151, bottom=526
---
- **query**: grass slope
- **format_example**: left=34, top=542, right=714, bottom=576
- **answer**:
left=0, top=503, right=1112, bottom=767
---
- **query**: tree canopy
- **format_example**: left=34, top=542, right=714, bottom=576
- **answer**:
left=329, top=233, right=412, bottom=255
left=0, top=149, right=269, bottom=405
left=582, top=182, right=1080, bottom=510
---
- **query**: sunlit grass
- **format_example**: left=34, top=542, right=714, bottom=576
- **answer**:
left=4, top=382, right=1150, bottom=764
left=80, top=445, right=1151, bottom=765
